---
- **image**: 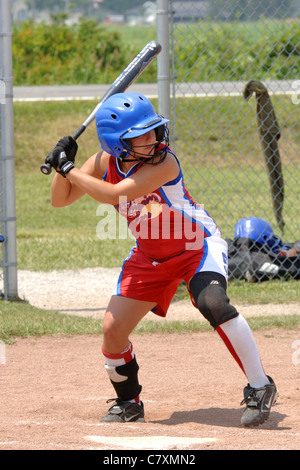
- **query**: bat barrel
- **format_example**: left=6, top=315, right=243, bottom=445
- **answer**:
left=40, top=41, right=161, bottom=175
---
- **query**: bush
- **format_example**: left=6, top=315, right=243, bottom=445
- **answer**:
left=12, top=19, right=133, bottom=85
left=174, top=21, right=300, bottom=82
left=12, top=20, right=300, bottom=85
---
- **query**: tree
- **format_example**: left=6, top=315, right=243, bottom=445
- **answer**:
left=101, top=0, right=146, bottom=14
left=208, top=0, right=296, bottom=21
left=25, top=0, right=65, bottom=12
left=25, top=0, right=91, bottom=13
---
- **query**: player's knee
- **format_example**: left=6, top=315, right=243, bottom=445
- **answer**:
left=102, top=322, right=117, bottom=345
left=189, top=272, right=238, bottom=329
left=102, top=315, right=123, bottom=346
left=196, top=284, right=238, bottom=328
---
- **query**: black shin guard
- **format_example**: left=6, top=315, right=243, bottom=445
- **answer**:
left=189, top=271, right=239, bottom=329
left=105, top=356, right=142, bottom=401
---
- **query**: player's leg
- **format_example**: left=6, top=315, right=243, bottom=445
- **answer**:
left=100, top=295, right=156, bottom=423
left=189, top=271, right=278, bottom=427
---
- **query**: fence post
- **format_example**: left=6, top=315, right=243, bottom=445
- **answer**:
left=0, top=0, right=18, bottom=300
left=156, top=0, right=171, bottom=120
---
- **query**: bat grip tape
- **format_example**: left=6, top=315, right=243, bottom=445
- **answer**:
left=72, top=125, right=86, bottom=141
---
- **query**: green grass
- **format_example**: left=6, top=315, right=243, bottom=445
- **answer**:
left=228, top=279, right=300, bottom=304
left=14, top=95, right=300, bottom=172
left=173, top=277, right=300, bottom=305
left=0, top=301, right=102, bottom=343
left=1, top=299, right=299, bottom=344
left=104, top=24, right=157, bottom=53
left=14, top=99, right=101, bottom=172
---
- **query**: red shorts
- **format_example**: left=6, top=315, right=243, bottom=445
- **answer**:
left=112, top=237, right=228, bottom=317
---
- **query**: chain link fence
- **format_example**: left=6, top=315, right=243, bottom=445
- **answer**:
left=165, top=0, right=300, bottom=281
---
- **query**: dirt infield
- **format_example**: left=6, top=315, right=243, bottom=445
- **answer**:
left=1, top=268, right=299, bottom=451
left=1, top=330, right=300, bottom=451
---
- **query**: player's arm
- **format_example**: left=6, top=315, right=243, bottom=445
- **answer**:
left=50, top=151, right=108, bottom=207
left=66, top=152, right=179, bottom=205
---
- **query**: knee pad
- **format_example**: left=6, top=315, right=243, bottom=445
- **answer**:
left=189, top=271, right=239, bottom=329
left=105, top=356, right=142, bottom=401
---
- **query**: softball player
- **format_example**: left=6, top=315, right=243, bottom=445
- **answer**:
left=47, top=92, right=277, bottom=427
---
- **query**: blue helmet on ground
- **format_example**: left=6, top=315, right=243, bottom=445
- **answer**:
left=95, top=92, right=169, bottom=159
left=234, top=217, right=284, bottom=252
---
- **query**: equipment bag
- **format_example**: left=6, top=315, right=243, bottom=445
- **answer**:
left=226, top=237, right=300, bottom=282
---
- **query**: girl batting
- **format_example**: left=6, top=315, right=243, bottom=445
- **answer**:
left=47, top=92, right=277, bottom=427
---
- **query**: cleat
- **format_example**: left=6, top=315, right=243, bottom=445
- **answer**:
left=100, top=398, right=145, bottom=423
left=240, top=376, right=278, bottom=427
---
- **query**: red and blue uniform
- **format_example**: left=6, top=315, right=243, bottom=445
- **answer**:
left=103, top=151, right=228, bottom=317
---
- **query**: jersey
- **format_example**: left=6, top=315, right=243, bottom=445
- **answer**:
left=103, top=150, right=228, bottom=316
left=103, top=150, right=221, bottom=261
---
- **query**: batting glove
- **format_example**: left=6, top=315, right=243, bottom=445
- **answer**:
left=56, top=158, right=75, bottom=178
left=45, top=136, right=78, bottom=177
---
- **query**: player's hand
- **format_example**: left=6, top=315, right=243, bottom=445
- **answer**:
left=45, top=136, right=78, bottom=177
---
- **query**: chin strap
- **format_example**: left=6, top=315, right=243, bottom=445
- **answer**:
left=119, top=145, right=168, bottom=165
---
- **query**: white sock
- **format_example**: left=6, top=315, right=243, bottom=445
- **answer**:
left=217, top=314, right=270, bottom=388
left=102, top=342, right=135, bottom=367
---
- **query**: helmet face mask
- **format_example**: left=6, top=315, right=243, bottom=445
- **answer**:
left=122, top=124, right=169, bottom=164
left=95, top=93, right=169, bottom=162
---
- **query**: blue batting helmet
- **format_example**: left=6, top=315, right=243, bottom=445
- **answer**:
left=234, top=217, right=285, bottom=252
left=95, top=93, right=169, bottom=159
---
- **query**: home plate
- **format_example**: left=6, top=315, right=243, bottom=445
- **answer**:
left=84, top=435, right=218, bottom=450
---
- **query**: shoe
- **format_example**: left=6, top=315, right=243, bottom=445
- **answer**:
left=240, top=376, right=278, bottom=427
left=100, top=398, right=145, bottom=423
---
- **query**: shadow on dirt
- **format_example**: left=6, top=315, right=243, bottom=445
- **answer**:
left=151, top=407, right=288, bottom=429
